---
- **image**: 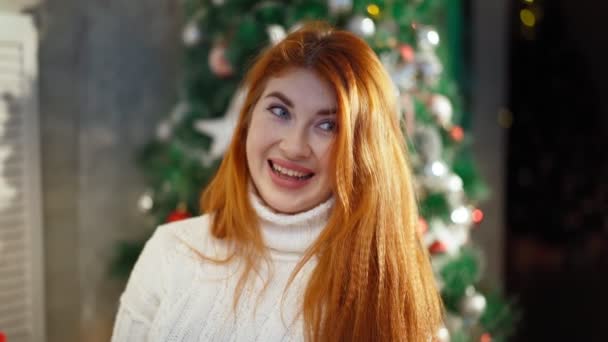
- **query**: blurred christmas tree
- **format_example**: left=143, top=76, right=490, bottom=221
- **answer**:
left=111, top=0, right=517, bottom=340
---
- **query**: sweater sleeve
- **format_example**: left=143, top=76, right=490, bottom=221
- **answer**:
left=111, top=226, right=170, bottom=341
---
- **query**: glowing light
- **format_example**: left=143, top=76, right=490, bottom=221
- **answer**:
left=361, top=17, right=375, bottom=35
left=524, top=0, right=534, bottom=3
left=138, top=193, right=153, bottom=211
left=431, top=161, right=448, bottom=177
left=427, top=30, right=440, bottom=46
left=450, top=126, right=464, bottom=142
left=451, top=206, right=470, bottom=224
left=520, top=9, right=536, bottom=27
left=367, top=4, right=380, bottom=17
left=472, top=209, right=484, bottom=223
left=437, top=326, right=450, bottom=340
left=399, top=44, right=415, bottom=63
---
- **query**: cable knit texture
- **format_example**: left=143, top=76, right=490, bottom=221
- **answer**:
left=111, top=192, right=334, bottom=342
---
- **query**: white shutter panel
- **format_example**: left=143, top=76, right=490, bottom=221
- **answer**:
left=0, top=13, right=46, bottom=342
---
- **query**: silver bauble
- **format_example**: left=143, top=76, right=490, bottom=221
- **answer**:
left=417, top=25, right=440, bottom=50
left=347, top=15, right=375, bottom=38
left=156, top=120, right=172, bottom=141
left=429, top=94, right=453, bottom=127
left=137, top=191, right=154, bottom=212
left=450, top=206, right=472, bottom=225
left=437, top=325, right=450, bottom=342
left=182, top=22, right=201, bottom=46
left=416, top=50, right=443, bottom=85
left=266, top=24, right=287, bottom=45
left=459, top=287, right=487, bottom=321
left=328, top=0, right=353, bottom=15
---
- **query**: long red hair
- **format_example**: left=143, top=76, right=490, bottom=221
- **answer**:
left=201, top=21, right=444, bottom=341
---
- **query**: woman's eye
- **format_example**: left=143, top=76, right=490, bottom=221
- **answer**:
left=267, top=105, right=290, bottom=119
left=318, top=120, right=337, bottom=132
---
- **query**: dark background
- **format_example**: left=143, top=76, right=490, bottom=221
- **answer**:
left=506, top=0, right=608, bottom=340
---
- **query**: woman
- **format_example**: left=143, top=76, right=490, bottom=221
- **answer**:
left=112, top=22, right=443, bottom=341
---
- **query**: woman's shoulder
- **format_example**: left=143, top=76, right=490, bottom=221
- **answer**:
left=153, top=213, right=229, bottom=259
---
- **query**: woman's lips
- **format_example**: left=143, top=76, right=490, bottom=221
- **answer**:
left=267, top=159, right=314, bottom=189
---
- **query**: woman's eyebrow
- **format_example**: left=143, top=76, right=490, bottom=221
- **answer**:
left=264, top=91, right=337, bottom=115
left=265, top=91, right=293, bottom=108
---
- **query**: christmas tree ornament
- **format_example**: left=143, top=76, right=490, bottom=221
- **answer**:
left=437, top=325, right=450, bottom=342
left=366, top=4, right=381, bottom=18
left=266, top=24, right=286, bottom=45
left=413, top=125, right=442, bottom=163
left=459, top=286, right=487, bottom=322
left=450, top=125, right=464, bottom=142
left=393, top=63, right=417, bottom=91
left=472, top=208, right=484, bottom=224
left=167, top=209, right=191, bottom=223
left=429, top=240, right=448, bottom=254
left=328, top=0, right=353, bottom=15
left=416, top=25, right=440, bottom=50
left=208, top=42, right=234, bottom=78
left=156, top=120, right=172, bottom=141
left=427, top=160, right=449, bottom=177
left=347, top=15, right=376, bottom=37
left=480, top=332, right=492, bottom=342
left=429, top=94, right=453, bottom=127
left=195, top=87, right=247, bottom=164
left=137, top=190, right=154, bottom=213
left=416, top=49, right=443, bottom=85
left=450, top=206, right=472, bottom=225
left=182, top=22, right=201, bottom=46
left=399, top=44, right=416, bottom=63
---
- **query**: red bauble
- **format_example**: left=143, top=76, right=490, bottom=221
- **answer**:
left=166, top=209, right=191, bottom=223
left=209, top=43, right=234, bottom=78
left=450, top=125, right=464, bottom=142
left=429, top=240, right=447, bottom=254
left=480, top=333, right=492, bottom=342
left=399, top=44, right=415, bottom=63
left=0, top=331, right=6, bottom=342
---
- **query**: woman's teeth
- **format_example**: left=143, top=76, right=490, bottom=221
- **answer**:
left=270, top=162, right=313, bottom=179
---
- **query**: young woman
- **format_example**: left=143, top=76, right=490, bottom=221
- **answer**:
left=112, top=22, right=443, bottom=342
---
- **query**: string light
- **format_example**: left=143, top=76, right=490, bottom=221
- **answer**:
left=426, top=29, right=440, bottom=46
left=520, top=9, right=536, bottom=27
left=472, top=209, right=484, bottom=223
left=451, top=206, right=470, bottom=224
left=367, top=4, right=380, bottom=17
left=450, top=126, right=464, bottom=142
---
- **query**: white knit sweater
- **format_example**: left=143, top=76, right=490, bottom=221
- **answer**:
left=111, top=192, right=334, bottom=342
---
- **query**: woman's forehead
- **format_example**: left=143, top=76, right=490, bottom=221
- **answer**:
left=261, top=68, right=337, bottom=110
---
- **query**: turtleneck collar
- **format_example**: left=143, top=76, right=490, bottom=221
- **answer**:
left=248, top=190, right=335, bottom=255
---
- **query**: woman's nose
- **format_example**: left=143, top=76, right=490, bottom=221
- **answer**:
left=278, top=126, right=312, bottom=160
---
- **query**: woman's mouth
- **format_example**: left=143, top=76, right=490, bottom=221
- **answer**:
left=268, top=160, right=314, bottom=181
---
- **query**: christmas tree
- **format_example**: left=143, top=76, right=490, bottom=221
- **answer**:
left=111, top=0, right=516, bottom=340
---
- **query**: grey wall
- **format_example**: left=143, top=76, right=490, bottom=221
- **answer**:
left=12, top=0, right=180, bottom=340
left=471, top=0, right=509, bottom=289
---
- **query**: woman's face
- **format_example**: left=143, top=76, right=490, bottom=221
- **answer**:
left=246, top=68, right=337, bottom=214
